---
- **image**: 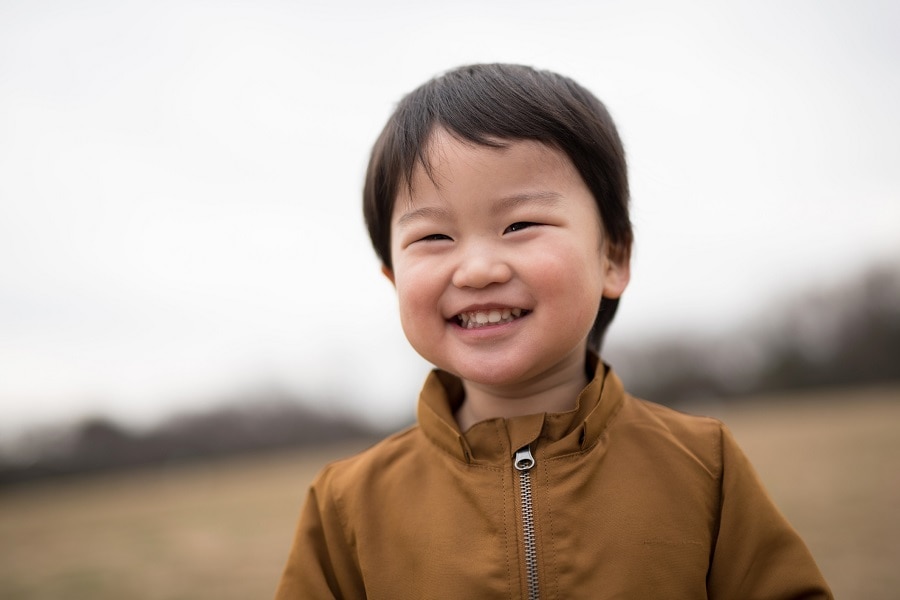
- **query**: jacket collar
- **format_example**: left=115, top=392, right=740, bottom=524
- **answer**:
left=416, top=353, right=626, bottom=465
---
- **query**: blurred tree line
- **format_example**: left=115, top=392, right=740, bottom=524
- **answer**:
left=2, top=263, right=898, bottom=485
left=609, top=263, right=900, bottom=405
left=0, top=393, right=373, bottom=486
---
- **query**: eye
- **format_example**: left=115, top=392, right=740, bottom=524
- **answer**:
left=418, top=233, right=452, bottom=242
left=504, top=222, right=539, bottom=234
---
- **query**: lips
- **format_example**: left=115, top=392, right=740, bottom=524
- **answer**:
left=455, top=308, right=527, bottom=329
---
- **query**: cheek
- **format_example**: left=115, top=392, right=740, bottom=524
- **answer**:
left=394, top=266, right=441, bottom=320
left=528, top=244, right=604, bottom=317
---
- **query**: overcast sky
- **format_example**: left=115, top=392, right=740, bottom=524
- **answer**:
left=1, top=0, right=898, bottom=438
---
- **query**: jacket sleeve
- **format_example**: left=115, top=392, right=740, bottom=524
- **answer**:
left=274, top=470, right=365, bottom=600
left=706, top=424, right=833, bottom=599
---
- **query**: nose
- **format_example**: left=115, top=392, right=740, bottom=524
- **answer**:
left=451, top=242, right=513, bottom=289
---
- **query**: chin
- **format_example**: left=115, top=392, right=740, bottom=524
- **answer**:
left=447, top=357, right=537, bottom=388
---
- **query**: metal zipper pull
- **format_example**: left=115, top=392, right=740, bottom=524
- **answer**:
left=515, top=446, right=536, bottom=471
left=514, top=446, right=539, bottom=600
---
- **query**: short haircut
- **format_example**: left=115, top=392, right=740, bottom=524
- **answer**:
left=363, top=63, right=633, bottom=351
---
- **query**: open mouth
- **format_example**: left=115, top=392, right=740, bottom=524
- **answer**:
left=455, top=308, right=529, bottom=329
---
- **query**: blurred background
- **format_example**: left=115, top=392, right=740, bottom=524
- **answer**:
left=1, top=0, right=898, bottom=598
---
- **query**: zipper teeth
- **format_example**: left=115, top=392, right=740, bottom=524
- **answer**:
left=518, top=468, right=540, bottom=600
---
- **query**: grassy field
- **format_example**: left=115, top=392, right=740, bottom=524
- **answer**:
left=1, top=385, right=898, bottom=599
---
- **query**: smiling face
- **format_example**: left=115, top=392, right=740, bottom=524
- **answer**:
left=386, top=129, right=629, bottom=394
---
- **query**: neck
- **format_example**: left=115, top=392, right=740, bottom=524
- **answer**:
left=455, top=355, right=590, bottom=432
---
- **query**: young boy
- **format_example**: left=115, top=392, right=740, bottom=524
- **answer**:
left=275, top=64, right=832, bottom=599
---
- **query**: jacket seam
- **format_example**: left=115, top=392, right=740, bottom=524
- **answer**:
left=543, top=460, right=559, bottom=598
left=541, top=394, right=625, bottom=464
left=495, top=420, right=515, bottom=599
left=502, top=466, right=513, bottom=599
left=706, top=422, right=725, bottom=589
left=327, top=470, right=357, bottom=573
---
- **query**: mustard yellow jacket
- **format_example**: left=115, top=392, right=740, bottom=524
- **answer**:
left=276, top=357, right=832, bottom=599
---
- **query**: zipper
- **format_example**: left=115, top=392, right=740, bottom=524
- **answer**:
left=514, top=446, right=540, bottom=600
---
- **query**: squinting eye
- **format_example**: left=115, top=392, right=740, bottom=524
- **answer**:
left=418, top=233, right=452, bottom=242
left=504, top=222, right=538, bottom=234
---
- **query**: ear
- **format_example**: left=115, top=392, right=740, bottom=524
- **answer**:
left=601, top=251, right=630, bottom=300
left=381, top=264, right=395, bottom=286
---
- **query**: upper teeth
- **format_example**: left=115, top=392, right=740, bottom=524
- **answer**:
left=457, top=308, right=523, bottom=329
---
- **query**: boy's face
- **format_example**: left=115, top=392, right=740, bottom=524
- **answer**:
left=384, top=129, right=629, bottom=392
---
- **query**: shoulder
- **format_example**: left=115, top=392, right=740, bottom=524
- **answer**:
left=610, top=394, right=729, bottom=479
left=311, top=424, right=432, bottom=504
left=620, top=395, right=723, bottom=436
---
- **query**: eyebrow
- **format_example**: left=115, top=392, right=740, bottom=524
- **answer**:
left=490, top=191, right=564, bottom=216
left=395, top=191, right=564, bottom=228
left=395, top=205, right=454, bottom=228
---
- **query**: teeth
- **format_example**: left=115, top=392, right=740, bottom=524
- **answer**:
left=457, top=308, right=526, bottom=329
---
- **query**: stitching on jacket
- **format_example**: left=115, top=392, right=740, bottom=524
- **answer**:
left=321, top=466, right=363, bottom=595
left=327, top=468, right=355, bottom=557
left=492, top=420, right=514, bottom=599
left=502, top=464, right=513, bottom=599
left=493, top=420, right=506, bottom=457
left=543, top=459, right=560, bottom=598
left=707, top=422, right=724, bottom=585
left=544, top=394, right=627, bottom=464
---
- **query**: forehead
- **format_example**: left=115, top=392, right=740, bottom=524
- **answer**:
left=396, top=128, right=579, bottom=212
